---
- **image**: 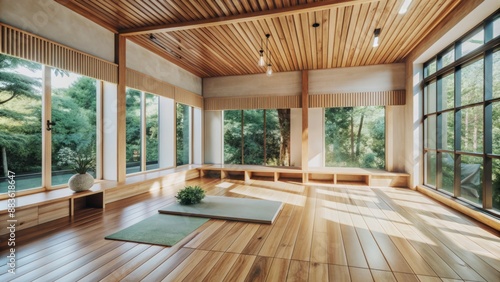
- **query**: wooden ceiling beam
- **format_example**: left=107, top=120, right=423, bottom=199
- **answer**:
left=119, top=0, right=379, bottom=36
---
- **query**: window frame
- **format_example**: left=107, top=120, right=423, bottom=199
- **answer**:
left=422, top=10, right=500, bottom=214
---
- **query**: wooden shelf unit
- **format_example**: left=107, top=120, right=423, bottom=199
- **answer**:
left=198, top=165, right=409, bottom=188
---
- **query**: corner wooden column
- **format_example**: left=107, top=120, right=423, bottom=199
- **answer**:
left=116, top=35, right=127, bottom=183
left=301, top=70, right=309, bottom=171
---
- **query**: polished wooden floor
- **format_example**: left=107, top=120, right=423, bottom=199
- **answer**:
left=1, top=177, right=499, bottom=282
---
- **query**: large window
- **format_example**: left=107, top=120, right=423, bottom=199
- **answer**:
left=325, top=106, right=385, bottom=169
left=224, top=109, right=291, bottom=166
left=51, top=72, right=97, bottom=186
left=176, top=103, right=191, bottom=166
left=423, top=12, right=500, bottom=213
left=145, top=93, right=159, bottom=170
left=126, top=89, right=163, bottom=174
left=126, top=88, right=142, bottom=174
left=0, top=54, right=102, bottom=192
left=0, top=55, right=42, bottom=192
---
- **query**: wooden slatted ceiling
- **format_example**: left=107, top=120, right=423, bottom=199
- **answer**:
left=56, top=0, right=462, bottom=78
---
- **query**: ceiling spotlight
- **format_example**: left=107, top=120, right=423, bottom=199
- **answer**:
left=373, top=28, right=381, bottom=48
left=398, top=0, right=412, bottom=14
left=149, top=33, right=182, bottom=59
left=312, top=23, right=320, bottom=28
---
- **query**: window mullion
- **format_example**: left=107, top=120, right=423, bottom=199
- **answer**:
left=42, top=66, right=52, bottom=190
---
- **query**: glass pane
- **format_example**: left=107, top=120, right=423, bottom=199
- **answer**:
left=440, top=152, right=454, bottom=194
left=176, top=103, right=190, bottom=166
left=424, top=85, right=429, bottom=115
left=265, top=109, right=290, bottom=166
left=494, top=17, right=500, bottom=39
left=425, top=60, right=437, bottom=78
left=460, top=106, right=483, bottom=153
left=493, top=102, right=500, bottom=155
left=243, top=110, right=264, bottom=165
left=441, top=49, right=454, bottom=69
left=494, top=51, right=500, bottom=99
left=51, top=72, right=97, bottom=186
left=224, top=110, right=242, bottom=164
left=461, top=29, right=484, bottom=57
left=438, top=112, right=454, bottom=150
left=460, top=59, right=484, bottom=106
left=427, top=115, right=436, bottom=150
left=0, top=55, right=42, bottom=193
left=460, top=155, right=483, bottom=206
left=425, top=151, right=437, bottom=187
left=427, top=81, right=437, bottom=113
left=439, top=73, right=454, bottom=110
left=492, top=158, right=500, bottom=211
left=145, top=93, right=159, bottom=171
left=126, top=89, right=142, bottom=174
left=325, top=107, right=385, bottom=169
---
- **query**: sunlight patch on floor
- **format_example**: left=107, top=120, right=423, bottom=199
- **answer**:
left=229, top=185, right=306, bottom=206
left=215, top=182, right=234, bottom=189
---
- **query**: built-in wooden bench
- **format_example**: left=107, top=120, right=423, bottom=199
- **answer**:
left=0, top=165, right=201, bottom=235
left=198, top=164, right=409, bottom=188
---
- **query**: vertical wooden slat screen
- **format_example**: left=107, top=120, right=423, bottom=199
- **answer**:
left=308, top=90, right=406, bottom=107
left=0, top=23, right=117, bottom=83
left=175, top=87, right=203, bottom=109
left=126, top=68, right=175, bottom=99
left=204, top=95, right=301, bottom=111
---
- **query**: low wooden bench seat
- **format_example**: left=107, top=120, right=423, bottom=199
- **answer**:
left=0, top=165, right=201, bottom=235
left=198, top=164, right=409, bottom=188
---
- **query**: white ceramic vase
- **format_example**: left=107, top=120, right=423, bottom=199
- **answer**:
left=68, top=173, right=94, bottom=192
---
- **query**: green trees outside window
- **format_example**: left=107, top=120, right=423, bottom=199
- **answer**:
left=224, top=109, right=291, bottom=166
left=0, top=54, right=42, bottom=192
left=0, top=54, right=99, bottom=192
left=176, top=103, right=191, bottom=166
left=325, top=106, right=385, bottom=169
left=126, top=88, right=142, bottom=174
left=51, top=72, right=97, bottom=185
left=145, top=94, right=159, bottom=170
left=126, top=90, right=161, bottom=173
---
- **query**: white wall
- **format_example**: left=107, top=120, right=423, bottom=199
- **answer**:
left=102, top=82, right=118, bottom=181
left=159, top=97, right=175, bottom=168
left=204, top=111, right=223, bottom=164
left=290, top=108, right=302, bottom=167
left=308, top=108, right=324, bottom=167
left=126, top=41, right=202, bottom=95
left=193, top=108, right=203, bottom=164
left=203, top=71, right=302, bottom=98
left=0, top=0, right=114, bottom=62
left=309, top=64, right=406, bottom=94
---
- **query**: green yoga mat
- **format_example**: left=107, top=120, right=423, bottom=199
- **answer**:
left=105, top=214, right=209, bottom=246
left=158, top=196, right=283, bottom=224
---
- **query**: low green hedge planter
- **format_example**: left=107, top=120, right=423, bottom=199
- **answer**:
left=175, top=186, right=206, bottom=205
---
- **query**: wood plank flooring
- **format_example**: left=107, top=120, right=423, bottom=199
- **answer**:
left=1, top=177, right=499, bottom=281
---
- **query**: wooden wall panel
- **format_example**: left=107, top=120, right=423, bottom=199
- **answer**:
left=126, top=68, right=175, bottom=99
left=175, top=87, right=203, bottom=109
left=309, top=90, right=405, bottom=108
left=38, top=200, right=70, bottom=224
left=204, top=91, right=404, bottom=111
left=204, top=95, right=301, bottom=111
left=0, top=23, right=118, bottom=83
